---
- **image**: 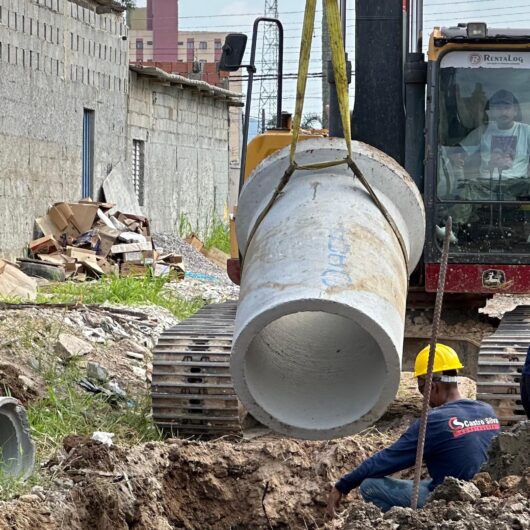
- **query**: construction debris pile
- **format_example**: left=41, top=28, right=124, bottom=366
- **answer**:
left=0, top=259, right=38, bottom=300
left=22, top=200, right=184, bottom=281
left=0, top=302, right=178, bottom=406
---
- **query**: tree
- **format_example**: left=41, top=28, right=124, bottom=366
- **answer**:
left=301, top=113, right=322, bottom=129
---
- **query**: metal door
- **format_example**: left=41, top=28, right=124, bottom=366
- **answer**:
left=82, top=109, right=94, bottom=198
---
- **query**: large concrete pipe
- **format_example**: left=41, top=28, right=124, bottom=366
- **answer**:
left=231, top=138, right=425, bottom=440
left=0, top=397, right=35, bottom=479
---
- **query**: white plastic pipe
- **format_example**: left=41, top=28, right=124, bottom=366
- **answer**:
left=231, top=138, right=425, bottom=440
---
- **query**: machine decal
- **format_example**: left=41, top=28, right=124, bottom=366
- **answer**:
left=425, top=263, right=528, bottom=293
left=482, top=269, right=509, bottom=289
left=468, top=52, right=482, bottom=66
left=440, top=51, right=530, bottom=69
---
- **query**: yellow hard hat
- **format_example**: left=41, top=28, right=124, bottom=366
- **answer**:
left=414, top=343, right=464, bottom=377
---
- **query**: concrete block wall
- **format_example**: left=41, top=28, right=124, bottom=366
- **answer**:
left=128, top=70, right=232, bottom=237
left=0, top=0, right=128, bottom=257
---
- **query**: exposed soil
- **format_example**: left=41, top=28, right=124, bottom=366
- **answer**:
left=0, top=362, right=41, bottom=405
left=0, top=427, right=407, bottom=530
left=482, top=421, right=530, bottom=479
left=482, top=294, right=530, bottom=319
left=341, top=493, right=530, bottom=530
left=0, top=421, right=529, bottom=530
left=0, top=290, right=528, bottom=529
left=0, top=371, right=509, bottom=530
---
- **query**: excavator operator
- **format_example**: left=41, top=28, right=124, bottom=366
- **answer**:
left=447, top=90, right=530, bottom=229
left=326, top=344, right=501, bottom=515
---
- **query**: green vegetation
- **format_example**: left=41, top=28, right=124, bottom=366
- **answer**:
left=28, top=365, right=162, bottom=462
left=177, top=212, right=194, bottom=239
left=37, top=273, right=204, bottom=320
left=0, top=470, right=39, bottom=500
left=204, top=218, right=230, bottom=254
left=0, top=249, right=216, bottom=499
left=177, top=212, right=230, bottom=254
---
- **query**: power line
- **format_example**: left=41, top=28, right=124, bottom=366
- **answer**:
left=228, top=73, right=326, bottom=81
left=168, top=4, right=530, bottom=30
left=168, top=0, right=530, bottom=20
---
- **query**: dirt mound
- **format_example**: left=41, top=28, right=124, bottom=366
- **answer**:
left=0, top=500, right=54, bottom=529
left=0, top=362, right=40, bottom=405
left=0, top=421, right=407, bottom=530
left=481, top=421, right=530, bottom=479
left=342, top=494, right=530, bottom=530
left=482, top=294, right=530, bottom=319
left=340, top=464, right=530, bottom=529
left=0, top=416, right=528, bottom=530
left=62, top=436, right=121, bottom=472
left=0, top=370, right=482, bottom=530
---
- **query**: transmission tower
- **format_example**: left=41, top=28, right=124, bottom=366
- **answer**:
left=257, top=0, right=279, bottom=132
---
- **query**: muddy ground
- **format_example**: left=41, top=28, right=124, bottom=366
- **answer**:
left=0, top=416, right=529, bottom=530
left=0, top=411, right=416, bottom=529
left=0, top=348, right=526, bottom=530
left=0, top=294, right=529, bottom=529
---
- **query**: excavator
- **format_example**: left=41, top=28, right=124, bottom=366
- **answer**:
left=151, top=0, right=530, bottom=437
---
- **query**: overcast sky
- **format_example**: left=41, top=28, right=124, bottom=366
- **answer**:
left=137, top=1, right=530, bottom=119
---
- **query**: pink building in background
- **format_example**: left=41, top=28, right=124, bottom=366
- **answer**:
left=128, top=0, right=243, bottom=210
left=150, top=0, right=179, bottom=62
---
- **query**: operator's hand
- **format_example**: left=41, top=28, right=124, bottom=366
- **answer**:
left=326, top=486, right=343, bottom=518
left=490, top=150, right=514, bottom=170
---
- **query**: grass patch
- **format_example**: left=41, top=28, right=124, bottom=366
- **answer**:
left=28, top=365, right=162, bottom=463
left=0, top=472, right=40, bottom=501
left=37, top=274, right=204, bottom=320
left=204, top=218, right=230, bottom=254
left=177, top=212, right=230, bottom=254
left=177, top=212, right=194, bottom=239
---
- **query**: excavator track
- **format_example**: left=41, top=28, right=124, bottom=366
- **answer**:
left=151, top=301, right=240, bottom=436
left=477, top=305, right=529, bottom=424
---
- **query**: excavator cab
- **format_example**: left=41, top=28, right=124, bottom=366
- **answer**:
left=424, top=25, right=530, bottom=293
left=418, top=24, right=530, bottom=424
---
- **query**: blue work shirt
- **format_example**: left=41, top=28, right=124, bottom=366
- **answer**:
left=335, top=399, right=500, bottom=494
left=523, top=345, right=530, bottom=376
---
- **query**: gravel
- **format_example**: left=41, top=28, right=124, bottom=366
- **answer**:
left=481, top=294, right=530, bottom=319
left=63, top=304, right=179, bottom=349
left=153, top=232, right=240, bottom=305
left=163, top=277, right=239, bottom=304
left=152, top=233, right=231, bottom=285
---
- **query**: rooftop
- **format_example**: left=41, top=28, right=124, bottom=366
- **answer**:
left=129, top=64, right=243, bottom=104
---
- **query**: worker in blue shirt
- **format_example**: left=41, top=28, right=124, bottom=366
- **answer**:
left=522, top=346, right=530, bottom=418
left=327, top=344, right=500, bottom=516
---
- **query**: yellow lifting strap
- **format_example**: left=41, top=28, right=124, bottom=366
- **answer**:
left=290, top=0, right=352, bottom=169
left=240, top=0, right=409, bottom=268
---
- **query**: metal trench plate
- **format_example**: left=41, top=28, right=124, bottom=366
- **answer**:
left=477, top=305, right=530, bottom=424
left=151, top=301, right=240, bottom=435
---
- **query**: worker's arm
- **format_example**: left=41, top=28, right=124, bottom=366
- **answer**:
left=459, top=127, right=482, bottom=155
left=334, top=419, right=420, bottom=495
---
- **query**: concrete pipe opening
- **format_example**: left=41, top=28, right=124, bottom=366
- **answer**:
left=0, top=398, right=35, bottom=479
left=233, top=138, right=426, bottom=440
left=239, top=305, right=395, bottom=439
